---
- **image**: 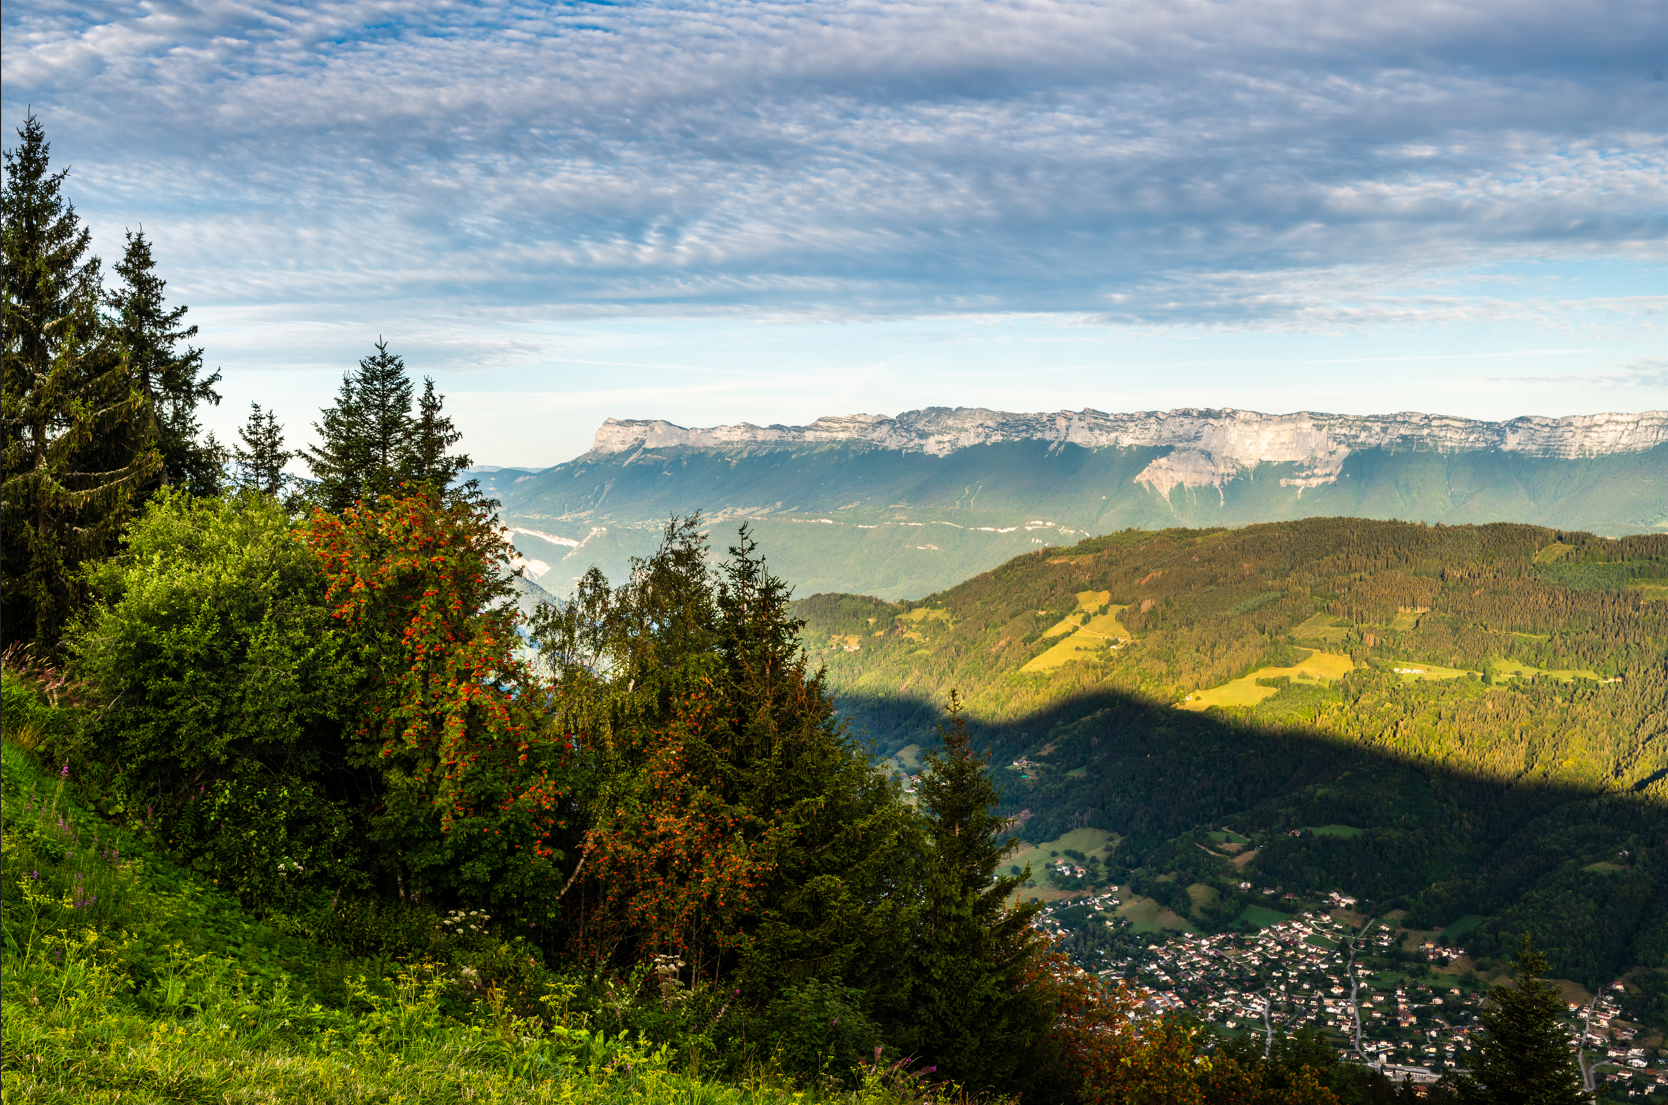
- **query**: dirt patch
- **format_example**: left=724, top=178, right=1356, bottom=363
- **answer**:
left=1232, top=848, right=1259, bottom=867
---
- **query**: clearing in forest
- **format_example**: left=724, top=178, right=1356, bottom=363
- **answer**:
left=1117, top=895, right=1198, bottom=934
left=1236, top=905, right=1294, bottom=929
left=1389, top=660, right=1473, bottom=682
left=1177, top=651, right=1354, bottom=711
left=1291, top=612, right=1349, bottom=643
left=1021, top=590, right=1131, bottom=672
left=1005, top=827, right=1117, bottom=885
left=1490, top=657, right=1606, bottom=683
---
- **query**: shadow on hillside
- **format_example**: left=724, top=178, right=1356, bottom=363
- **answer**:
left=834, top=684, right=1668, bottom=988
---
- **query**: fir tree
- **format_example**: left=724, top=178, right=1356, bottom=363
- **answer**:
left=353, top=339, right=414, bottom=498
left=304, top=369, right=370, bottom=513
left=233, top=402, right=292, bottom=497
left=305, top=340, right=449, bottom=512
left=1, top=114, right=159, bottom=649
left=887, top=692, right=1052, bottom=1089
left=107, top=228, right=223, bottom=495
left=402, top=376, right=471, bottom=494
left=1448, top=938, right=1588, bottom=1104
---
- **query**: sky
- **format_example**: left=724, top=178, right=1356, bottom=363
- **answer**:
left=3, top=0, right=1665, bottom=468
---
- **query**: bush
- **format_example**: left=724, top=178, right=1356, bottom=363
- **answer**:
left=71, top=490, right=364, bottom=908
left=755, top=978, right=883, bottom=1085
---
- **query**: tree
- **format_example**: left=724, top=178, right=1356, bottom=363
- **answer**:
left=233, top=402, right=292, bottom=497
left=885, top=692, right=1052, bottom=1089
left=107, top=228, right=223, bottom=495
left=2, top=114, right=159, bottom=650
left=304, top=487, right=573, bottom=922
left=304, top=367, right=370, bottom=513
left=532, top=519, right=922, bottom=1003
left=304, top=342, right=471, bottom=511
left=403, top=376, right=471, bottom=494
left=1447, top=937, right=1588, bottom=1104
left=305, top=340, right=416, bottom=512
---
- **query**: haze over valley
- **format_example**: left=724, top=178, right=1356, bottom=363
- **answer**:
left=480, top=405, right=1668, bottom=599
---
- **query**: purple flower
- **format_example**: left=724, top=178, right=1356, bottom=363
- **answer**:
left=60, top=763, right=69, bottom=779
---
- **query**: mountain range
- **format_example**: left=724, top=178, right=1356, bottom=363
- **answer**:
left=472, top=406, right=1668, bottom=599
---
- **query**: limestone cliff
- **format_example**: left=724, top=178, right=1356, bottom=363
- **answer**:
left=590, top=407, right=1668, bottom=497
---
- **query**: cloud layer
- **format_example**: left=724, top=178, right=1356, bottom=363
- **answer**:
left=6, top=0, right=1664, bottom=326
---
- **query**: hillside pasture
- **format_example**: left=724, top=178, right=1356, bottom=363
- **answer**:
left=1237, top=905, right=1295, bottom=929
left=1305, top=824, right=1365, bottom=839
left=1005, top=827, right=1117, bottom=886
left=1021, top=592, right=1130, bottom=672
left=1491, top=657, right=1606, bottom=683
left=1292, top=612, right=1349, bottom=643
left=1117, top=895, right=1198, bottom=934
left=1178, top=651, right=1354, bottom=712
left=1387, top=660, right=1473, bottom=681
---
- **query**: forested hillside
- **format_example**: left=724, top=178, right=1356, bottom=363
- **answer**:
left=796, top=519, right=1668, bottom=987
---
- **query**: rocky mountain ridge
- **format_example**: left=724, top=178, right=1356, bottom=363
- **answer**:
left=592, top=407, right=1667, bottom=499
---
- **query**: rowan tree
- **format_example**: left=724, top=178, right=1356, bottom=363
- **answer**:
left=304, top=487, right=578, bottom=922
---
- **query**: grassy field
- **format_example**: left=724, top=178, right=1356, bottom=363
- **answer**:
left=1005, top=828, right=1117, bottom=886
left=1290, top=613, right=1349, bottom=643
left=1177, top=651, right=1354, bottom=712
left=1442, top=914, right=1487, bottom=940
left=1236, top=906, right=1294, bottom=929
left=1491, top=657, right=1606, bottom=683
left=1115, top=896, right=1197, bottom=935
left=1186, top=883, right=1220, bottom=913
left=1020, top=591, right=1130, bottom=673
left=1386, top=660, right=1473, bottom=682
left=1304, top=825, right=1365, bottom=839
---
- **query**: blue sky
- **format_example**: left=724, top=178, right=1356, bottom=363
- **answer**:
left=4, top=0, right=1664, bottom=466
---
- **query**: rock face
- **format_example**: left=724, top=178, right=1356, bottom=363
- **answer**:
left=591, top=407, right=1668, bottom=497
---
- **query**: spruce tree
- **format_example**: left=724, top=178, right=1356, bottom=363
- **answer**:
left=1450, top=938, right=1588, bottom=1104
left=305, top=339, right=424, bottom=512
left=1, top=114, right=159, bottom=649
left=402, top=376, right=471, bottom=494
left=304, top=369, right=370, bottom=513
left=107, top=228, right=223, bottom=494
left=233, top=402, right=292, bottom=497
left=887, top=692, right=1052, bottom=1090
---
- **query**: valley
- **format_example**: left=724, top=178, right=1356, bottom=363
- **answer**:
left=794, top=516, right=1668, bottom=1038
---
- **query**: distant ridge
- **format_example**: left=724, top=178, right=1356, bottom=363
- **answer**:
left=593, top=408, right=1668, bottom=498
left=472, top=406, right=1668, bottom=600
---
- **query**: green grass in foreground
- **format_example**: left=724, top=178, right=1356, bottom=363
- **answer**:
left=0, top=739, right=954, bottom=1105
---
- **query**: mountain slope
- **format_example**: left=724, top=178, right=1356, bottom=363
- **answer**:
left=792, top=518, right=1668, bottom=987
left=474, top=407, right=1668, bottom=599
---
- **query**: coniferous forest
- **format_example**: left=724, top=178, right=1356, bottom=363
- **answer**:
left=0, top=116, right=1622, bottom=1103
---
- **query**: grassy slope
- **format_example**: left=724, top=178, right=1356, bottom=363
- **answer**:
left=475, top=442, right=1668, bottom=599
left=0, top=734, right=926, bottom=1105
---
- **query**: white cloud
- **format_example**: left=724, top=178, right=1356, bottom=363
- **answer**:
left=4, top=0, right=1662, bottom=328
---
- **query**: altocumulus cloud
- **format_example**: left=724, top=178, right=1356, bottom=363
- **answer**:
left=3, top=0, right=1664, bottom=327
